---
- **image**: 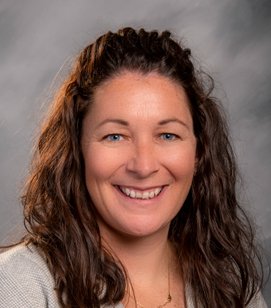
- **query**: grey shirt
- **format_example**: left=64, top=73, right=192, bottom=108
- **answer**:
left=0, top=244, right=267, bottom=308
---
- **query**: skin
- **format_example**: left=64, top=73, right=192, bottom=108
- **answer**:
left=81, top=71, right=197, bottom=307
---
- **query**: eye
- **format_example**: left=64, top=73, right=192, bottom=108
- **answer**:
left=160, top=133, right=178, bottom=141
left=104, top=134, right=124, bottom=142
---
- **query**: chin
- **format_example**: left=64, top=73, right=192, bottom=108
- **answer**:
left=109, top=219, right=170, bottom=239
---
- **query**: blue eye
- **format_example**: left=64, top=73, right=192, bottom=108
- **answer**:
left=105, top=134, right=123, bottom=142
left=160, top=133, right=177, bottom=141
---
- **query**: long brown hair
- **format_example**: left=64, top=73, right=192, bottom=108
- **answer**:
left=21, top=28, right=263, bottom=307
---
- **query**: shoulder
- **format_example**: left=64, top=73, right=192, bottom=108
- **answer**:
left=246, top=291, right=268, bottom=308
left=184, top=284, right=268, bottom=308
left=0, top=243, right=59, bottom=307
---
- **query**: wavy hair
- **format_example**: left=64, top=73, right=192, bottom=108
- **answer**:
left=21, top=27, right=263, bottom=307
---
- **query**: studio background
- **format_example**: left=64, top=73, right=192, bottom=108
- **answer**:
left=0, top=0, right=270, bottom=304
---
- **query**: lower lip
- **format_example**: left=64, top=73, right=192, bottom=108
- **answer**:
left=114, top=185, right=166, bottom=205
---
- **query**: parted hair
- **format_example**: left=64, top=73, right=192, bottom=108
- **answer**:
left=22, top=27, right=263, bottom=307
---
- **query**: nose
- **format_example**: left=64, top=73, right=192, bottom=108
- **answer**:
left=126, top=140, right=159, bottom=178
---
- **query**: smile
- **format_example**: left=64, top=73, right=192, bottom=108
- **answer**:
left=118, top=186, right=163, bottom=200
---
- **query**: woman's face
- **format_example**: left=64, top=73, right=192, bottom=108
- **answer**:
left=81, top=71, right=197, bottom=240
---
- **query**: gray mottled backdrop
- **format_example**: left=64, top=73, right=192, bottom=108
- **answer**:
left=0, top=0, right=270, bottom=303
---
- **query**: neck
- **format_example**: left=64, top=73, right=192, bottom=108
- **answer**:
left=100, top=226, right=184, bottom=307
left=101, top=226, right=172, bottom=285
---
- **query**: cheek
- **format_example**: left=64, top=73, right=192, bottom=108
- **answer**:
left=83, top=144, right=126, bottom=182
left=160, top=145, right=196, bottom=177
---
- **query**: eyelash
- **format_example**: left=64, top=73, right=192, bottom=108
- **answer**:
left=160, top=133, right=179, bottom=141
left=103, top=133, right=179, bottom=142
left=104, top=134, right=124, bottom=142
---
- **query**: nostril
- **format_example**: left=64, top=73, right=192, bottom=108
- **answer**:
left=126, top=154, right=159, bottom=177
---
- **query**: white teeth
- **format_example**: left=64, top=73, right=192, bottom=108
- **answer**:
left=119, top=186, right=162, bottom=199
left=149, top=191, right=155, bottom=198
left=130, top=190, right=136, bottom=198
left=135, top=191, right=141, bottom=198
left=142, top=191, right=149, bottom=199
left=154, top=188, right=160, bottom=195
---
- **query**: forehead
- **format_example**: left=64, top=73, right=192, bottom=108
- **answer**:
left=94, top=71, right=187, bottom=100
left=87, top=71, right=193, bottom=126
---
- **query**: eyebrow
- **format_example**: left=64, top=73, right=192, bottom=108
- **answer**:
left=96, top=117, right=190, bottom=129
left=96, top=118, right=129, bottom=129
left=158, top=118, right=189, bottom=129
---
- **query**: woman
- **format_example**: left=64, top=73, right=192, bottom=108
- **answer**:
left=0, top=27, right=267, bottom=307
